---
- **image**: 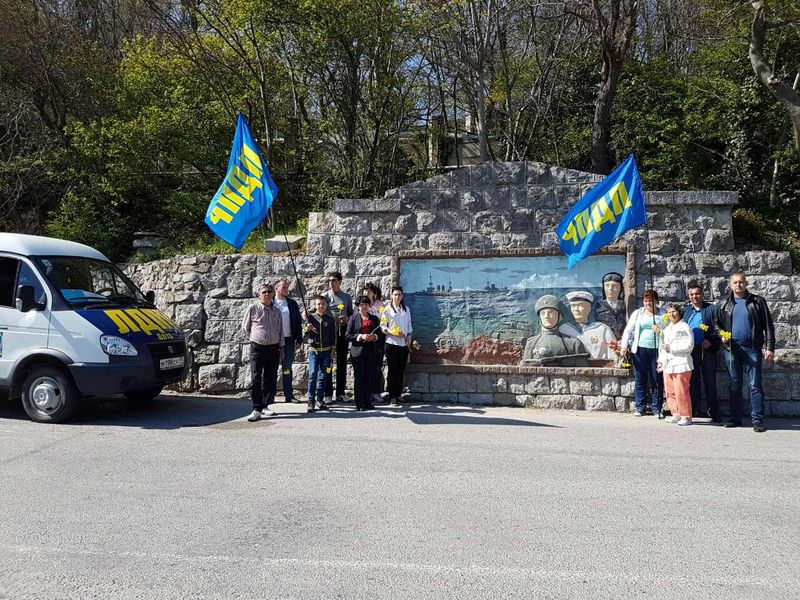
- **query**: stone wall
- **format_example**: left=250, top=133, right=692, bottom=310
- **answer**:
left=125, top=162, right=800, bottom=415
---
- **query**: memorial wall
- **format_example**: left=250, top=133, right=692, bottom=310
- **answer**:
left=125, top=161, right=800, bottom=415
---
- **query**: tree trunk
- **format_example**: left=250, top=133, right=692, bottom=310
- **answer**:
left=749, top=1, right=800, bottom=152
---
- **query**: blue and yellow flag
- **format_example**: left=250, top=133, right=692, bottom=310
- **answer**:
left=555, top=155, right=646, bottom=269
left=205, top=113, right=278, bottom=249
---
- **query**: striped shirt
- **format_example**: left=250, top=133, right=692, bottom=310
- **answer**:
left=242, top=302, right=285, bottom=347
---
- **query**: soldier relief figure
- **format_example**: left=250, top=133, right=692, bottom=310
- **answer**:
left=522, top=295, right=588, bottom=367
left=558, top=291, right=617, bottom=361
left=593, top=272, right=626, bottom=338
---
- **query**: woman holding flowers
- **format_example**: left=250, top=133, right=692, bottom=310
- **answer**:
left=620, top=289, right=665, bottom=417
left=362, top=283, right=386, bottom=403
left=382, top=286, right=413, bottom=406
left=656, top=304, right=695, bottom=425
left=346, top=296, right=385, bottom=411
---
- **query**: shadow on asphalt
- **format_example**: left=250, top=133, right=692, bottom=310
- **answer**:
left=0, top=395, right=559, bottom=429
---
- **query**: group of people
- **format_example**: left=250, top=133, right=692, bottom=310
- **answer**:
left=241, top=268, right=775, bottom=433
left=618, top=273, right=774, bottom=432
left=241, top=272, right=414, bottom=421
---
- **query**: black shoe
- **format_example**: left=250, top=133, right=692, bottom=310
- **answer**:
left=723, top=420, right=741, bottom=428
left=753, top=423, right=766, bottom=433
left=365, top=404, right=375, bottom=410
left=318, top=403, right=330, bottom=411
left=286, top=397, right=299, bottom=403
left=710, top=415, right=722, bottom=424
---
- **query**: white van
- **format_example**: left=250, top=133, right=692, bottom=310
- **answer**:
left=0, top=233, right=188, bottom=422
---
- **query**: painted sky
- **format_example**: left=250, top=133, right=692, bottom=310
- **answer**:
left=401, top=255, right=626, bottom=293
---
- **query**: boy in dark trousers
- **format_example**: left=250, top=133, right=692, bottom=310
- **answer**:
left=304, top=295, right=337, bottom=412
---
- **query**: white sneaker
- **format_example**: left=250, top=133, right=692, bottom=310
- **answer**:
left=677, top=418, right=692, bottom=426
left=323, top=396, right=333, bottom=404
left=262, top=409, right=275, bottom=416
left=247, top=410, right=262, bottom=422
left=633, top=410, right=643, bottom=417
left=666, top=416, right=680, bottom=423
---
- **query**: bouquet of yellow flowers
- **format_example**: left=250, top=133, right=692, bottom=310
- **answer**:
left=699, top=324, right=709, bottom=332
left=410, top=340, right=420, bottom=351
left=719, top=329, right=731, bottom=343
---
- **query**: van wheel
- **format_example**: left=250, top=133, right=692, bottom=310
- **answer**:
left=124, top=386, right=163, bottom=403
left=21, top=367, right=79, bottom=423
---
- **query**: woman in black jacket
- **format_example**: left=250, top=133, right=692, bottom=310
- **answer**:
left=346, top=296, right=384, bottom=411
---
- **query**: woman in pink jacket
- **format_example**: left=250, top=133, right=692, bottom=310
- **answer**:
left=656, top=304, right=695, bottom=426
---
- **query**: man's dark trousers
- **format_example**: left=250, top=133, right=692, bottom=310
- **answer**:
left=250, top=342, right=281, bottom=410
left=324, top=329, right=349, bottom=398
left=690, top=347, right=719, bottom=418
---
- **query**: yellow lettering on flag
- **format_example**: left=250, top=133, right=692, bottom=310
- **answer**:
left=233, top=165, right=263, bottom=189
left=574, top=209, right=594, bottom=240
left=608, top=182, right=632, bottom=216
left=241, top=144, right=263, bottom=173
left=217, top=195, right=241, bottom=215
left=561, top=222, right=579, bottom=246
left=209, top=205, right=233, bottom=224
left=591, top=197, right=617, bottom=230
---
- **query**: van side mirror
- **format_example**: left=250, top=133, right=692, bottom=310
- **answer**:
left=145, top=290, right=156, bottom=304
left=18, top=285, right=43, bottom=312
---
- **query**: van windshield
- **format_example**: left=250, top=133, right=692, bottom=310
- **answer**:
left=36, top=257, right=148, bottom=308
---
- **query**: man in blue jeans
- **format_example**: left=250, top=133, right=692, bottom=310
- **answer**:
left=716, top=273, right=775, bottom=432
left=684, top=282, right=721, bottom=422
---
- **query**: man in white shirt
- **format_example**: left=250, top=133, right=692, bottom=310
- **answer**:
left=273, top=279, right=303, bottom=403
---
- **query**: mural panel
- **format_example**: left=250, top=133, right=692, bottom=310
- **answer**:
left=399, top=254, right=627, bottom=366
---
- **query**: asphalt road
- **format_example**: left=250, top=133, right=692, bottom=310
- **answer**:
left=1, top=394, right=798, bottom=600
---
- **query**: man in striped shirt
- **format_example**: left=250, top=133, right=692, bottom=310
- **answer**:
left=242, top=283, right=285, bottom=422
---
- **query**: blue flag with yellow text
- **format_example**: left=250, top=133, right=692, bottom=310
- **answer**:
left=555, top=155, right=646, bottom=269
left=205, top=113, right=278, bottom=249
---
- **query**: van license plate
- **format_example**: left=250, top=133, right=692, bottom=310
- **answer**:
left=159, top=356, right=185, bottom=370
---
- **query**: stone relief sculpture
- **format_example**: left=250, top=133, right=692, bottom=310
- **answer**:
left=558, top=291, right=617, bottom=361
left=522, top=295, right=588, bottom=366
left=593, top=272, right=626, bottom=338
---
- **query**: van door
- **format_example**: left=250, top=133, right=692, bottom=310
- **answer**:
left=0, top=257, right=50, bottom=382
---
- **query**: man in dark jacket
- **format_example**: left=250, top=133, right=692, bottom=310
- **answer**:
left=716, top=273, right=775, bottom=432
left=304, top=295, right=337, bottom=412
left=684, top=281, right=721, bottom=422
left=274, top=279, right=304, bottom=403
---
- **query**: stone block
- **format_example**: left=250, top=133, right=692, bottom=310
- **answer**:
left=747, top=275, right=793, bottom=301
left=525, top=376, right=550, bottom=394
left=494, top=393, right=516, bottom=406
left=526, top=186, right=554, bottom=208
left=303, top=234, right=328, bottom=255
left=198, top=364, right=237, bottom=392
left=615, top=396, right=629, bottom=412
left=620, top=379, right=636, bottom=397
left=405, top=371, right=429, bottom=393
left=569, top=376, right=600, bottom=395
left=174, top=303, right=205, bottom=330
left=204, top=320, right=226, bottom=343
left=457, top=393, right=494, bottom=405
left=532, top=394, right=584, bottom=410
left=470, top=164, right=494, bottom=187
left=550, top=377, right=568, bottom=394
left=336, top=215, right=371, bottom=235
left=438, top=210, right=472, bottom=232
left=460, top=189, right=487, bottom=211
left=204, top=298, right=252, bottom=321
left=219, top=342, right=241, bottom=363
left=761, top=372, right=790, bottom=400
left=430, top=392, right=458, bottom=403
left=364, top=235, right=397, bottom=255
left=540, top=232, right=559, bottom=248
left=207, top=287, right=227, bottom=299
left=509, top=232, right=541, bottom=248
left=745, top=251, right=792, bottom=275
left=508, top=209, right=536, bottom=232
left=584, top=395, right=616, bottom=411
left=307, top=212, right=336, bottom=233
left=769, top=401, right=800, bottom=417
left=430, top=190, right=459, bottom=211
left=400, top=188, right=432, bottom=211
left=429, top=232, right=462, bottom=250
left=474, top=211, right=510, bottom=234
left=193, top=345, right=219, bottom=365
left=394, top=214, right=416, bottom=234
left=494, top=162, right=526, bottom=185
left=790, top=374, right=800, bottom=400
left=526, top=162, right=550, bottom=185
left=265, top=234, right=304, bottom=252
left=648, top=231, right=677, bottom=253
left=429, top=373, right=450, bottom=393
left=601, top=377, right=620, bottom=396
left=451, top=374, right=477, bottom=393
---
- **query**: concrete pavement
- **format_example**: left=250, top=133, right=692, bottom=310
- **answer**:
left=1, top=394, right=798, bottom=599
